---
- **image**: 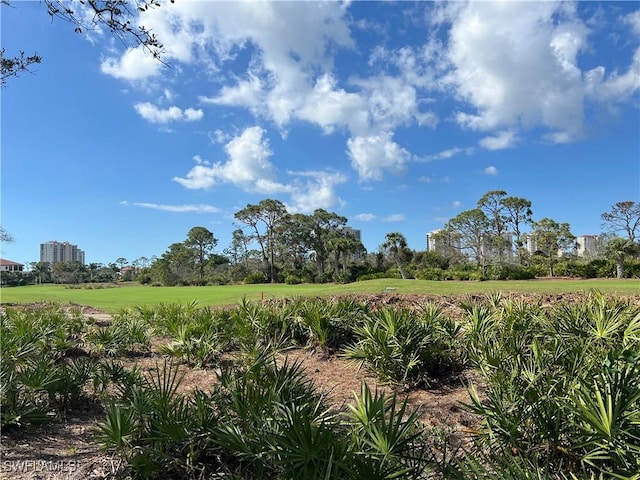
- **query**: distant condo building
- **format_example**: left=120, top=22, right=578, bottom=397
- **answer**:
left=480, top=232, right=514, bottom=261
left=576, top=235, right=599, bottom=258
left=526, top=234, right=537, bottom=255
left=527, top=234, right=599, bottom=258
left=426, top=229, right=461, bottom=254
left=338, top=226, right=362, bottom=241
left=40, top=241, right=85, bottom=264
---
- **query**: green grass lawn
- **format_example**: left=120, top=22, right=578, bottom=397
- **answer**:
left=1, top=278, right=638, bottom=312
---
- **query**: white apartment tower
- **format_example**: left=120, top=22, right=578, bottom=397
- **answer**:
left=426, top=229, right=461, bottom=254
left=576, top=235, right=599, bottom=257
left=40, top=241, right=85, bottom=264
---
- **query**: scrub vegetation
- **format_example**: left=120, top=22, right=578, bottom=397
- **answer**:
left=2, top=291, right=640, bottom=479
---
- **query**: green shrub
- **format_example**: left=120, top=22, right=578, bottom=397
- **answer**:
left=0, top=305, right=99, bottom=428
left=414, top=267, right=445, bottom=280
left=332, top=270, right=354, bottom=284
left=483, top=264, right=536, bottom=280
left=357, top=271, right=400, bottom=281
left=624, top=258, right=640, bottom=278
left=445, top=269, right=482, bottom=281
left=342, top=305, right=464, bottom=387
left=244, top=272, right=267, bottom=284
left=462, top=292, right=640, bottom=478
left=284, top=274, right=302, bottom=285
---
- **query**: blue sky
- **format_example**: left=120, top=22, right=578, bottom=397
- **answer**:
left=2, top=1, right=639, bottom=267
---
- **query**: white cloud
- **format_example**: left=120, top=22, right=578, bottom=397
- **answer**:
left=154, top=1, right=354, bottom=129
left=101, top=47, right=162, bottom=81
left=382, top=214, right=405, bottom=222
left=201, top=73, right=265, bottom=111
left=296, top=74, right=368, bottom=135
left=286, top=170, right=347, bottom=213
left=173, top=127, right=345, bottom=212
left=350, top=75, right=419, bottom=132
left=479, top=130, right=517, bottom=150
left=484, top=166, right=499, bottom=176
left=354, top=213, right=377, bottom=221
left=624, top=10, right=640, bottom=36
left=452, top=200, right=462, bottom=208
left=134, top=102, right=204, bottom=124
left=174, top=126, right=277, bottom=190
left=347, top=132, right=410, bottom=181
left=443, top=1, right=588, bottom=140
left=100, top=0, right=639, bottom=183
left=415, top=146, right=474, bottom=162
left=100, top=1, right=439, bottom=181
left=585, top=47, right=640, bottom=101
left=122, top=201, right=219, bottom=213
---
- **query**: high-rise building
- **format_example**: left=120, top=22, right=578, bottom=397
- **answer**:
left=337, top=226, right=361, bottom=241
left=526, top=234, right=537, bottom=254
left=40, top=241, right=85, bottom=264
left=576, top=235, right=599, bottom=258
left=480, top=232, right=514, bottom=261
left=426, top=229, right=461, bottom=254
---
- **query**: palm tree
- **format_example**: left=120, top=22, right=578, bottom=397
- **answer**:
left=382, top=232, right=409, bottom=279
left=29, top=261, right=51, bottom=284
left=605, top=237, right=638, bottom=278
left=88, top=262, right=100, bottom=282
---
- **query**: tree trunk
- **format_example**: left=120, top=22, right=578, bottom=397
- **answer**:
left=395, top=256, right=407, bottom=279
left=616, top=259, right=624, bottom=279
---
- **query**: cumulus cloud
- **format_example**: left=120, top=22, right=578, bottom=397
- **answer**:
left=347, top=132, right=410, bottom=181
left=100, top=0, right=639, bottom=183
left=444, top=2, right=589, bottom=140
left=173, top=127, right=346, bottom=212
left=584, top=47, right=640, bottom=101
left=134, top=102, right=204, bottom=124
left=479, top=130, right=517, bottom=150
left=286, top=170, right=347, bottom=213
left=484, top=166, right=499, bottom=176
left=101, top=47, right=162, bottom=80
left=174, top=126, right=278, bottom=190
left=296, top=74, right=368, bottom=135
left=624, top=10, right=640, bottom=36
left=99, top=1, right=436, bottom=180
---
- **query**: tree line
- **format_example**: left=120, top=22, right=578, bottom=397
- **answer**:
left=1, top=195, right=639, bottom=287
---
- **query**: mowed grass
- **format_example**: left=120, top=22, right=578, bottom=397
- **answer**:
left=1, top=278, right=638, bottom=312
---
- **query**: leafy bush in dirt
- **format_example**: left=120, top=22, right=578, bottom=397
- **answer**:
left=96, top=352, right=438, bottom=479
left=342, top=303, right=466, bottom=387
left=0, top=304, right=98, bottom=428
left=4, top=293, right=640, bottom=479
left=462, top=292, right=640, bottom=478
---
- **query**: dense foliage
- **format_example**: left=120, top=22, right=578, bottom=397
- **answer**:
left=5, top=198, right=638, bottom=288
